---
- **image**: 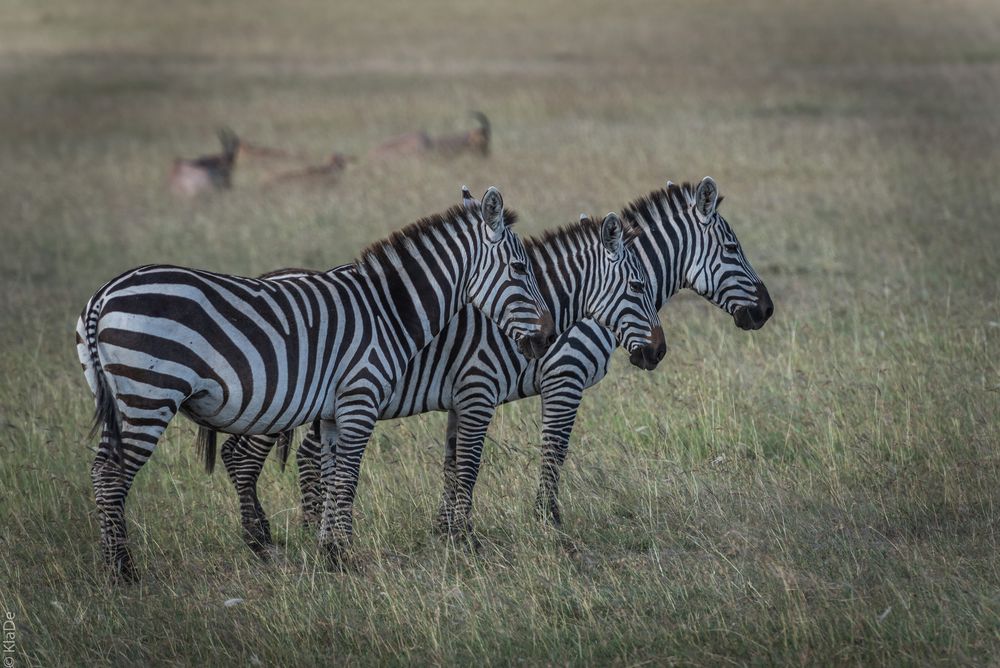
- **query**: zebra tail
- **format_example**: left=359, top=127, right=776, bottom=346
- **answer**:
left=84, top=300, right=124, bottom=466
left=197, top=426, right=218, bottom=474
left=276, top=430, right=294, bottom=472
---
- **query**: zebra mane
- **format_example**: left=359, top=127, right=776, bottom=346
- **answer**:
left=526, top=215, right=639, bottom=254
left=355, top=204, right=518, bottom=273
left=621, top=181, right=725, bottom=229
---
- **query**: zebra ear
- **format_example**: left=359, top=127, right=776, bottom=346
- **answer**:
left=600, top=212, right=624, bottom=260
left=695, top=176, right=718, bottom=222
left=481, top=186, right=505, bottom=235
left=461, top=185, right=480, bottom=215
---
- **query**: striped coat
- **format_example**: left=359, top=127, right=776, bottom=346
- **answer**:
left=76, top=187, right=553, bottom=577
left=218, top=210, right=667, bottom=547
left=225, top=178, right=772, bottom=547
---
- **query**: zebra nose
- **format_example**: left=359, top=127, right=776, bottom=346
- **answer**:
left=755, top=284, right=774, bottom=321
left=651, top=325, right=666, bottom=361
left=537, top=311, right=555, bottom=344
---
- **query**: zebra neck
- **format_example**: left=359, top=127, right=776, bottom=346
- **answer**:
left=632, top=192, right=693, bottom=309
left=529, top=244, right=597, bottom=334
left=356, top=257, right=467, bottom=360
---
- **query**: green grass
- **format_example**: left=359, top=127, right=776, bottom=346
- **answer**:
left=2, top=0, right=1000, bottom=664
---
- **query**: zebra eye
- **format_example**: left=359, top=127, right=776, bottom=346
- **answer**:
left=723, top=242, right=739, bottom=254
left=629, top=281, right=645, bottom=292
left=510, top=261, right=528, bottom=274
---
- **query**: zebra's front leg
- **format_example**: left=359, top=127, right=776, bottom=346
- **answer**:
left=220, top=434, right=278, bottom=557
left=535, top=381, right=584, bottom=529
left=449, top=401, right=497, bottom=544
left=434, top=410, right=460, bottom=535
left=296, top=420, right=324, bottom=529
left=317, top=408, right=375, bottom=568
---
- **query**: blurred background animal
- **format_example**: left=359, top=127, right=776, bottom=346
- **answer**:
left=370, top=111, right=490, bottom=159
left=168, top=128, right=240, bottom=197
left=264, top=152, right=355, bottom=187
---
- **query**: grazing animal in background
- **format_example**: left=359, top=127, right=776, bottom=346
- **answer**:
left=220, top=177, right=773, bottom=546
left=370, top=111, right=491, bottom=159
left=218, top=197, right=666, bottom=549
left=236, top=140, right=308, bottom=163
left=264, top=152, right=355, bottom=187
left=76, top=186, right=554, bottom=579
left=169, top=128, right=240, bottom=197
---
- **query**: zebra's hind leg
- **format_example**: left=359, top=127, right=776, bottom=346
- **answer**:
left=296, top=420, right=324, bottom=529
left=447, top=401, right=496, bottom=549
left=220, top=434, right=278, bottom=558
left=433, top=410, right=460, bottom=535
left=91, top=410, right=172, bottom=581
left=535, top=380, right=585, bottom=529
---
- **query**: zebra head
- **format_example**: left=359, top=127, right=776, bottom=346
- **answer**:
left=586, top=212, right=666, bottom=371
left=683, top=177, right=773, bottom=330
left=464, top=186, right=555, bottom=359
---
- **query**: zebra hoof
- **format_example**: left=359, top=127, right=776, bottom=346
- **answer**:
left=241, top=522, right=274, bottom=558
left=534, top=497, right=563, bottom=529
left=108, top=550, right=139, bottom=583
left=323, top=545, right=351, bottom=573
left=438, top=525, right=481, bottom=554
left=321, top=533, right=353, bottom=572
left=462, top=531, right=482, bottom=554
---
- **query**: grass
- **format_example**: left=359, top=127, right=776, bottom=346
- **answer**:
left=2, top=0, right=1000, bottom=664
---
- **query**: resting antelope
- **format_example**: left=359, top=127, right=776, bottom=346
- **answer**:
left=168, top=128, right=240, bottom=198
left=370, top=111, right=491, bottom=159
left=264, top=152, right=355, bottom=187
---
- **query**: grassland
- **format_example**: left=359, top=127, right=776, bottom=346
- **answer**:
left=2, top=0, right=1000, bottom=664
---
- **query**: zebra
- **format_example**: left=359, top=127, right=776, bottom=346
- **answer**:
left=75, top=186, right=554, bottom=578
left=225, top=176, right=772, bottom=545
left=217, top=204, right=667, bottom=551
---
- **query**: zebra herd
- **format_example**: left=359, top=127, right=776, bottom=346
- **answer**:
left=76, top=178, right=772, bottom=580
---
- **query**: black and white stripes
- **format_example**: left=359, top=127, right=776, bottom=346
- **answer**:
left=76, top=186, right=553, bottom=577
left=76, top=177, right=773, bottom=577
left=220, top=177, right=772, bottom=544
left=219, top=210, right=668, bottom=545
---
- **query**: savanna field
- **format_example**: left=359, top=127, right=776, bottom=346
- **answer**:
left=2, top=0, right=1000, bottom=664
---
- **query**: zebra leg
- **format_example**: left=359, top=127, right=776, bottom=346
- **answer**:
left=220, top=434, right=278, bottom=557
left=318, top=404, right=376, bottom=567
left=449, top=401, right=497, bottom=542
left=296, top=421, right=324, bottom=529
left=535, top=380, right=585, bottom=528
left=433, top=410, right=460, bottom=534
left=91, top=411, right=172, bottom=581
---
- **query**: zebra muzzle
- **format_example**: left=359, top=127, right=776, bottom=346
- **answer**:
left=733, top=283, right=774, bottom=331
left=628, top=325, right=666, bottom=371
left=517, top=311, right=555, bottom=359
